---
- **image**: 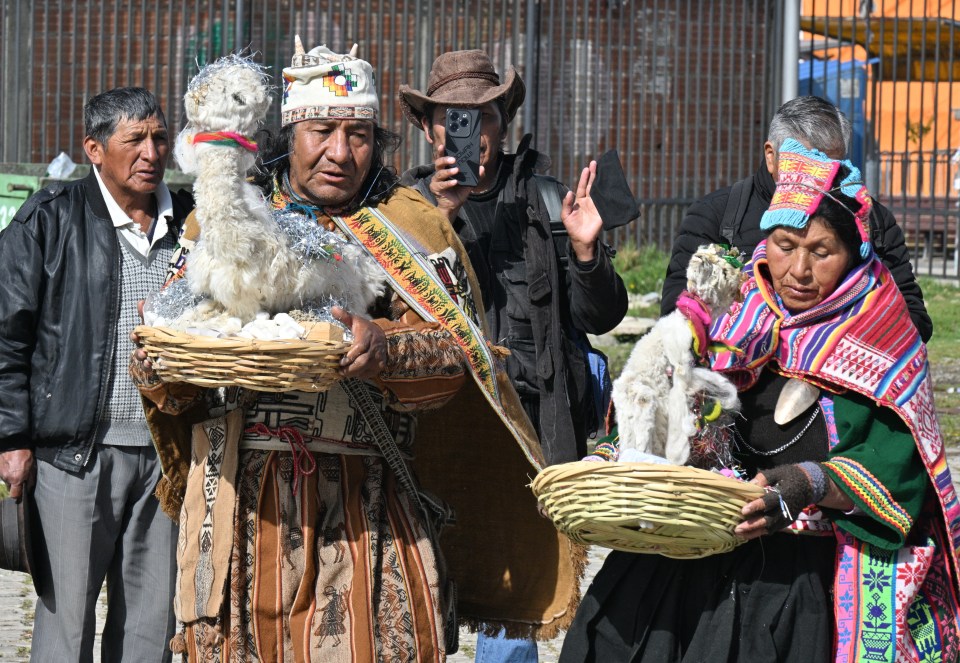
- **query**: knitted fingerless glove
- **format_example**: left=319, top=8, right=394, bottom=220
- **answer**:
left=759, top=462, right=828, bottom=532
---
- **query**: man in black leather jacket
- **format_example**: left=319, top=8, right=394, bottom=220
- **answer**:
left=662, top=96, right=932, bottom=342
left=0, top=88, right=193, bottom=662
left=400, top=50, right=628, bottom=468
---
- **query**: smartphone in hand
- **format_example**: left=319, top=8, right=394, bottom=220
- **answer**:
left=444, top=108, right=481, bottom=187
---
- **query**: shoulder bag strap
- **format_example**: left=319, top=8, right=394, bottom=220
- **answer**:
left=339, top=377, right=453, bottom=527
left=720, top=176, right=753, bottom=246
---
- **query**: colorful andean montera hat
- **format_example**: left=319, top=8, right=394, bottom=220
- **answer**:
left=760, top=137, right=874, bottom=260
left=281, top=36, right=379, bottom=126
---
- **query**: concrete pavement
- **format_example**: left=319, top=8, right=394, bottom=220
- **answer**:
left=0, top=547, right=607, bottom=662
left=6, top=449, right=959, bottom=661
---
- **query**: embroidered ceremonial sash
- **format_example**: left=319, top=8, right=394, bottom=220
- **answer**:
left=327, top=205, right=544, bottom=458
left=331, top=206, right=499, bottom=399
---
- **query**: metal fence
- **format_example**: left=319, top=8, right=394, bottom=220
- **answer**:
left=879, top=149, right=954, bottom=199
left=3, top=1, right=957, bottom=280
left=799, top=0, right=960, bottom=280
left=0, top=0, right=779, bottom=251
left=878, top=148, right=960, bottom=276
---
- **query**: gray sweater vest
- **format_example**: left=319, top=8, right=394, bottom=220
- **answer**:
left=97, top=229, right=176, bottom=447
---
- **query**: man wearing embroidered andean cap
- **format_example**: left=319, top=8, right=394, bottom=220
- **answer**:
left=138, top=38, right=585, bottom=662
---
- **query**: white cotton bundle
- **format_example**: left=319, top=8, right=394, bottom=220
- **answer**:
left=235, top=313, right=306, bottom=340
left=175, top=300, right=245, bottom=337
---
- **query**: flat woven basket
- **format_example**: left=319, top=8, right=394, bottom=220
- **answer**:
left=530, top=461, right=765, bottom=559
left=135, top=321, right=350, bottom=392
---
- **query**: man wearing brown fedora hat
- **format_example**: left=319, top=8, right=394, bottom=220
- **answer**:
left=400, top=49, right=628, bottom=663
left=400, top=50, right=627, bottom=463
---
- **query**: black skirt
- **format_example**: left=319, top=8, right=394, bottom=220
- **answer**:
left=559, top=535, right=837, bottom=663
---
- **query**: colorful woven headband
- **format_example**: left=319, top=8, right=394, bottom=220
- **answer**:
left=761, top=138, right=874, bottom=259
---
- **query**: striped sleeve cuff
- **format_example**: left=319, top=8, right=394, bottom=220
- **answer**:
left=822, top=457, right=912, bottom=538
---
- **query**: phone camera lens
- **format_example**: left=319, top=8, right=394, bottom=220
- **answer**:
left=460, top=117, right=469, bottom=127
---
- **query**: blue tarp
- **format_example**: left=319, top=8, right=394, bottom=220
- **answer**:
left=798, top=58, right=873, bottom=170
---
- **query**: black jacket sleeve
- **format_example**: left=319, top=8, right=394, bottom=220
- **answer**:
left=0, top=200, right=47, bottom=452
left=660, top=188, right=730, bottom=315
left=871, top=202, right=933, bottom=342
left=566, top=244, right=629, bottom=334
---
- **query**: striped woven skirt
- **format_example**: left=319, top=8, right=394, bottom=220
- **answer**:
left=176, top=449, right=446, bottom=662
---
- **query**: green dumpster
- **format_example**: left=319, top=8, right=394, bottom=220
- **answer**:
left=0, top=163, right=194, bottom=233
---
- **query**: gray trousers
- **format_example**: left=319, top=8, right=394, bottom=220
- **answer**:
left=31, top=445, right=176, bottom=663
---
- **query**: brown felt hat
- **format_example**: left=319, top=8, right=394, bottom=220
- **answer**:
left=0, top=492, right=35, bottom=577
left=399, top=50, right=525, bottom=127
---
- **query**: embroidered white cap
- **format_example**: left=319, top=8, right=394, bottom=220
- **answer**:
left=280, top=37, right=379, bottom=126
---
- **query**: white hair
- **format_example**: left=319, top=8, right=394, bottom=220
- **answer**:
left=767, top=95, right=851, bottom=156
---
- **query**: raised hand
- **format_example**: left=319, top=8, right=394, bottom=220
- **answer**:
left=560, top=160, right=602, bottom=263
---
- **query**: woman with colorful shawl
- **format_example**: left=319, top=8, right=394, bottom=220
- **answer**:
left=560, top=140, right=960, bottom=663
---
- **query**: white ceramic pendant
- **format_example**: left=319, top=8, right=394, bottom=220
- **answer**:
left=774, top=377, right=820, bottom=425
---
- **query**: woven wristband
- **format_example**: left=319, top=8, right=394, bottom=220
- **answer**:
left=797, top=461, right=828, bottom=504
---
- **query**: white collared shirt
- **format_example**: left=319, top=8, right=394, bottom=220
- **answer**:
left=92, top=166, right=174, bottom=258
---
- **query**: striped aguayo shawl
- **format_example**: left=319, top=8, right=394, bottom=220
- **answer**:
left=709, top=240, right=960, bottom=585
